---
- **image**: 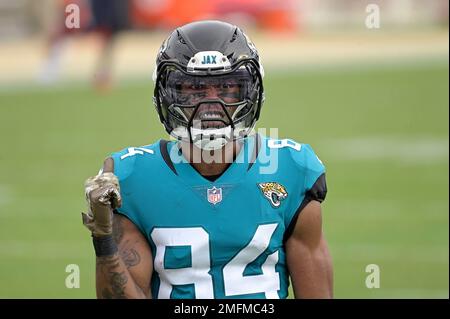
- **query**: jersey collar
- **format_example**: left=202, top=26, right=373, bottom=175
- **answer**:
left=161, top=135, right=259, bottom=185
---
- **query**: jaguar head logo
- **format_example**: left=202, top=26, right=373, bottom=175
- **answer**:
left=258, top=182, right=288, bottom=208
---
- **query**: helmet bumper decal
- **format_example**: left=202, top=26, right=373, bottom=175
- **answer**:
left=187, top=51, right=232, bottom=72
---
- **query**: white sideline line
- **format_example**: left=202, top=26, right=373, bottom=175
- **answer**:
left=319, top=136, right=449, bottom=164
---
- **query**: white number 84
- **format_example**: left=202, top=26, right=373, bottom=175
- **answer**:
left=150, top=223, right=280, bottom=299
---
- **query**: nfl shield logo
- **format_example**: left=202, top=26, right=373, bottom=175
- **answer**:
left=207, top=186, right=222, bottom=205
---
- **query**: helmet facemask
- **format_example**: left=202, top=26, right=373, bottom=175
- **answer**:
left=155, top=60, right=263, bottom=151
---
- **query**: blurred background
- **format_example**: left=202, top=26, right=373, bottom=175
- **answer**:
left=0, top=0, right=448, bottom=298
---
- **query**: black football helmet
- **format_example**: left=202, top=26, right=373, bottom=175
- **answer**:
left=153, top=20, right=265, bottom=150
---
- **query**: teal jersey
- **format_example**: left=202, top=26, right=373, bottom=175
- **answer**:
left=111, top=134, right=327, bottom=299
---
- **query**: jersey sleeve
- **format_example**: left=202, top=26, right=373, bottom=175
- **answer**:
left=283, top=143, right=328, bottom=242
left=300, top=144, right=327, bottom=203
left=110, top=148, right=147, bottom=236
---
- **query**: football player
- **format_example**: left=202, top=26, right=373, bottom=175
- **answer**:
left=83, top=20, right=332, bottom=299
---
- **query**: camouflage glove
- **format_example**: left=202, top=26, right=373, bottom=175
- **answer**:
left=82, top=172, right=122, bottom=237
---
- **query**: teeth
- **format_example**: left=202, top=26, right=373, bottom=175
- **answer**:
left=200, top=112, right=223, bottom=119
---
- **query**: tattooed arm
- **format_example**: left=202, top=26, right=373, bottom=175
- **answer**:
left=96, top=214, right=153, bottom=299
left=90, top=157, right=153, bottom=299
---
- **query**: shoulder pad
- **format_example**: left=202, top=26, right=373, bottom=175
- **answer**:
left=110, top=140, right=161, bottom=181
left=290, top=143, right=325, bottom=176
left=264, top=136, right=325, bottom=189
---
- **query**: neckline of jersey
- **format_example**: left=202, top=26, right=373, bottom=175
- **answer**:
left=164, top=136, right=257, bottom=185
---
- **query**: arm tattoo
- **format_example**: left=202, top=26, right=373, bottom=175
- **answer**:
left=120, top=245, right=141, bottom=268
left=110, top=271, right=128, bottom=298
left=98, top=215, right=146, bottom=298
left=97, top=255, right=120, bottom=269
left=112, top=215, right=124, bottom=244
left=97, top=255, right=129, bottom=299
left=113, top=216, right=141, bottom=268
left=99, top=271, right=128, bottom=299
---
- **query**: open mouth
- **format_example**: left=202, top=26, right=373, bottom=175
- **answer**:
left=199, top=119, right=227, bottom=129
left=194, top=105, right=230, bottom=129
left=198, top=111, right=225, bottom=120
left=197, top=111, right=227, bottom=129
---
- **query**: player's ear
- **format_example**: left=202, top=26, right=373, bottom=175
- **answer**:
left=102, top=157, right=114, bottom=174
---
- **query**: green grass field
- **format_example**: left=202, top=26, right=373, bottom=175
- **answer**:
left=0, top=60, right=448, bottom=298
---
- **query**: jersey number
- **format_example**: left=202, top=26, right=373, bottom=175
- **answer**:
left=268, top=138, right=301, bottom=151
left=150, top=223, right=280, bottom=299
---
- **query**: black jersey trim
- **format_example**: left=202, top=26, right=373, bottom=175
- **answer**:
left=247, top=133, right=261, bottom=171
left=160, top=139, right=178, bottom=175
left=283, top=173, right=328, bottom=243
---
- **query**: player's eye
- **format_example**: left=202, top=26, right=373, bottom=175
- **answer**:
left=177, top=95, right=189, bottom=103
left=192, top=92, right=207, bottom=99
left=189, top=82, right=207, bottom=90
left=222, top=82, right=238, bottom=89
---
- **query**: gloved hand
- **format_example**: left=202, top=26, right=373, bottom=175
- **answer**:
left=82, top=172, right=122, bottom=237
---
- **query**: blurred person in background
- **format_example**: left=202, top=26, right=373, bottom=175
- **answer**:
left=38, top=0, right=130, bottom=91
left=89, top=0, right=130, bottom=91
left=38, top=0, right=296, bottom=90
left=37, top=0, right=90, bottom=84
